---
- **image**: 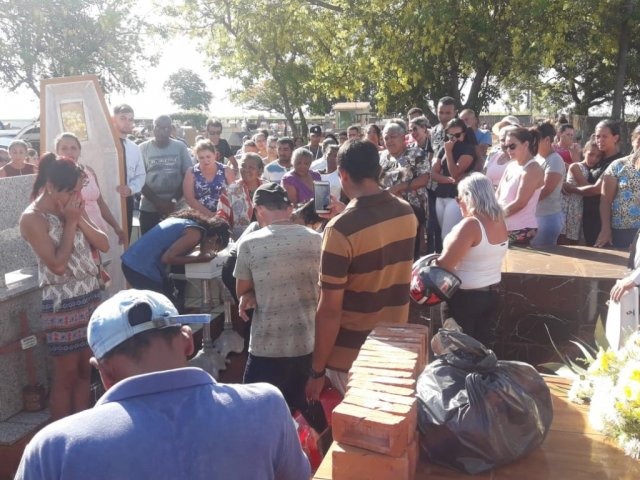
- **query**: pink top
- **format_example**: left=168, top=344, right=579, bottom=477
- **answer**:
left=484, top=151, right=512, bottom=188
left=497, top=159, right=541, bottom=231
left=81, top=169, right=108, bottom=235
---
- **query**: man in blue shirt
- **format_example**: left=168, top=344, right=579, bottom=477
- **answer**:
left=460, top=108, right=492, bottom=164
left=15, top=289, right=310, bottom=480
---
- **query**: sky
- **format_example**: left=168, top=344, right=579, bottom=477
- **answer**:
left=0, top=26, right=246, bottom=122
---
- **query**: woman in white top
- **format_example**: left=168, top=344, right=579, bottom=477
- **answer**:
left=495, top=127, right=545, bottom=245
left=436, top=173, right=508, bottom=347
left=484, top=125, right=516, bottom=189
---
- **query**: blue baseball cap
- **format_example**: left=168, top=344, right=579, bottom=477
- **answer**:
left=88, top=289, right=210, bottom=359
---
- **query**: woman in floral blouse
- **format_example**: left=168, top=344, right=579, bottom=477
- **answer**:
left=183, top=140, right=235, bottom=217
left=597, top=145, right=640, bottom=249
left=217, top=152, right=266, bottom=239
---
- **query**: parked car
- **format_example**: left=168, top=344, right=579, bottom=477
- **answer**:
left=5, top=122, right=40, bottom=155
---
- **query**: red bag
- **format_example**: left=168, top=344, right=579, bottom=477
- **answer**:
left=293, top=411, right=323, bottom=471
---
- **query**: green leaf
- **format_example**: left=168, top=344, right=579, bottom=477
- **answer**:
left=569, top=340, right=596, bottom=363
left=594, top=315, right=610, bottom=351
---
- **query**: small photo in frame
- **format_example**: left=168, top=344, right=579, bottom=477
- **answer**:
left=60, top=101, right=89, bottom=142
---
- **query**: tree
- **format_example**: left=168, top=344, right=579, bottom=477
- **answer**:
left=0, top=0, right=156, bottom=96
left=163, top=68, right=213, bottom=111
left=309, top=0, right=544, bottom=122
left=510, top=0, right=640, bottom=117
left=169, top=0, right=341, bottom=137
left=168, top=0, right=640, bottom=124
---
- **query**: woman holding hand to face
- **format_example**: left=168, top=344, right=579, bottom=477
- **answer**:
left=431, top=117, right=478, bottom=240
left=20, top=154, right=108, bottom=420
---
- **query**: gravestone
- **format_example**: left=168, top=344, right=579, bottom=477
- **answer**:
left=0, top=175, right=50, bottom=445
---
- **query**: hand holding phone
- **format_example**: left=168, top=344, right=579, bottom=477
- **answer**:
left=313, top=181, right=331, bottom=214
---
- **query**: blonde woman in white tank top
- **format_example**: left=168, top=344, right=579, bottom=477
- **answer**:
left=436, top=173, right=508, bottom=347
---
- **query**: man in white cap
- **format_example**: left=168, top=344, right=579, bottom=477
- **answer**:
left=15, top=289, right=310, bottom=480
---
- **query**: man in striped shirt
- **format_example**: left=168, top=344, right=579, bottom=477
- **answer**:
left=305, top=140, right=418, bottom=398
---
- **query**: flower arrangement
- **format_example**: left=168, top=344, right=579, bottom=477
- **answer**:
left=542, top=321, right=640, bottom=459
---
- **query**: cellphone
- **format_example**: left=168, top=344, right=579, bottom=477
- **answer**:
left=313, top=181, right=331, bottom=214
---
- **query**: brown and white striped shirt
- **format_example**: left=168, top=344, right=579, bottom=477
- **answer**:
left=320, top=190, right=417, bottom=372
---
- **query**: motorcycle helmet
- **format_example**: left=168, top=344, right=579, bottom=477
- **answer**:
left=410, top=255, right=461, bottom=306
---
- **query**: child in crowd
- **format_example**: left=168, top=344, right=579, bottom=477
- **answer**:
left=0, top=140, right=36, bottom=177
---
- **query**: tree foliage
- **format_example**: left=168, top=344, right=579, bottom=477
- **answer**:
left=170, top=0, right=343, bottom=136
left=0, top=0, right=156, bottom=96
left=163, top=68, right=213, bottom=111
left=508, top=0, right=640, bottom=117
left=169, top=110, right=209, bottom=129
left=169, top=0, right=640, bottom=122
left=315, top=1, right=530, bottom=120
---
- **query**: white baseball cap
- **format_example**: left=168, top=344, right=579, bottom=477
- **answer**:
left=88, top=289, right=210, bottom=359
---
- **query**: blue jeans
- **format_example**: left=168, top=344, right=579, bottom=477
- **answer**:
left=531, top=212, right=564, bottom=247
left=122, top=263, right=178, bottom=307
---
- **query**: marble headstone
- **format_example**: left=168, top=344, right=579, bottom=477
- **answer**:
left=0, top=175, right=48, bottom=423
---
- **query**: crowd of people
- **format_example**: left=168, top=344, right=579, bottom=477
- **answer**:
left=6, top=96, right=640, bottom=478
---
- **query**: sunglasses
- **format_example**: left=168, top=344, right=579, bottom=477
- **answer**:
left=505, top=143, right=519, bottom=151
left=208, top=130, right=222, bottom=136
left=447, top=132, right=464, bottom=140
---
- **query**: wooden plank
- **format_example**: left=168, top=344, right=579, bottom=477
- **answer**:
left=314, top=376, right=640, bottom=480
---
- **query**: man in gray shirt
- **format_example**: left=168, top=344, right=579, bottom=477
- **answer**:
left=234, top=183, right=321, bottom=419
left=139, top=115, right=193, bottom=234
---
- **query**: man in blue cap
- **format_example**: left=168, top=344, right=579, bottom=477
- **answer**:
left=15, top=289, right=310, bottom=480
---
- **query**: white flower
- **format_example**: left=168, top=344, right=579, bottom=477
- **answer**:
left=619, top=434, right=640, bottom=460
left=568, top=377, right=593, bottom=404
left=588, top=378, right=618, bottom=434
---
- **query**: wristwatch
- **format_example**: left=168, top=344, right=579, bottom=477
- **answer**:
left=308, top=367, right=326, bottom=379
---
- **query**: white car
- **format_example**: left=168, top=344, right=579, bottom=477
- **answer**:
left=0, top=122, right=40, bottom=153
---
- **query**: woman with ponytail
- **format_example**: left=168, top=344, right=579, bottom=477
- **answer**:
left=495, top=127, right=545, bottom=245
left=20, top=154, right=109, bottom=420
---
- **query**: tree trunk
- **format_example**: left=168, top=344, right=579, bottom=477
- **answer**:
left=276, top=80, right=299, bottom=138
left=611, top=1, right=634, bottom=119
left=283, top=108, right=298, bottom=138
left=465, top=62, right=490, bottom=113
left=297, top=107, right=308, bottom=142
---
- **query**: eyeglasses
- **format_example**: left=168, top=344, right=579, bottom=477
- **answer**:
left=447, top=132, right=464, bottom=140
left=505, top=143, right=519, bottom=151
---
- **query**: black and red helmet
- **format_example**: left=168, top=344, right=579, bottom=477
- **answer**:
left=410, top=255, right=461, bottom=306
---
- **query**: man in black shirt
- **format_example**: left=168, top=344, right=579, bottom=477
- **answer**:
left=304, top=124, right=324, bottom=161
left=206, top=118, right=237, bottom=170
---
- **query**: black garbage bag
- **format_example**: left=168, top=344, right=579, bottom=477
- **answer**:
left=416, top=329, right=553, bottom=474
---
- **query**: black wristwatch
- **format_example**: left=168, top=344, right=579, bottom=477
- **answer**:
left=308, top=367, right=326, bottom=379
